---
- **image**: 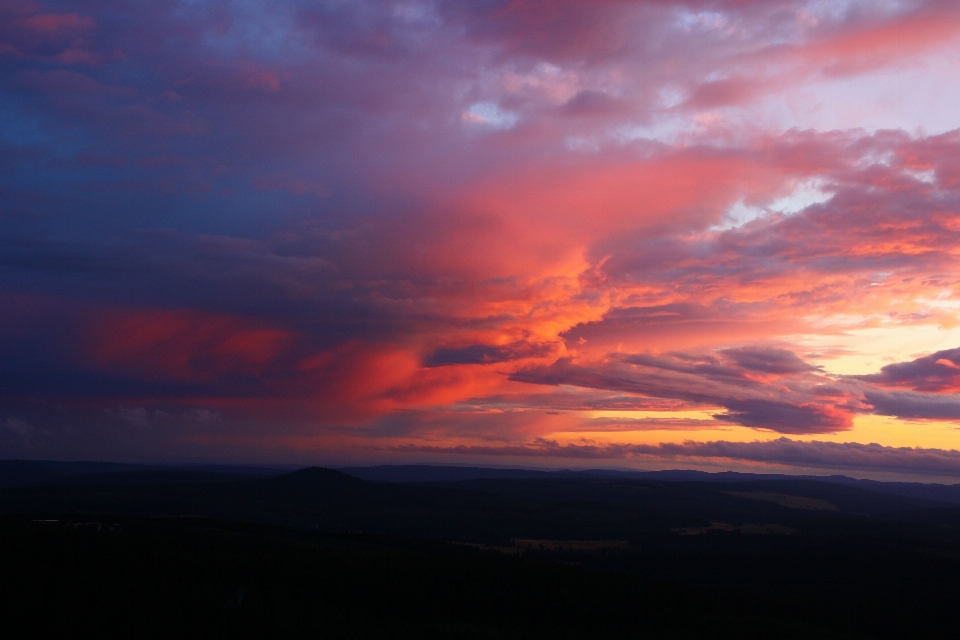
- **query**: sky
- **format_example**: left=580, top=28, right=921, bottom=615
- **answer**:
left=6, top=0, right=960, bottom=479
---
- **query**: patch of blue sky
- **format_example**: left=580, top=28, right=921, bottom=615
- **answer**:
left=0, top=102, right=51, bottom=148
left=462, top=102, right=519, bottom=130
left=713, top=179, right=833, bottom=231
left=673, top=9, right=728, bottom=33
left=175, top=0, right=312, bottom=62
left=0, top=96, right=94, bottom=166
left=392, top=1, right=441, bottom=25
left=800, top=0, right=910, bottom=24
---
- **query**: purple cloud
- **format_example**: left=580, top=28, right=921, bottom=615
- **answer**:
left=424, top=341, right=557, bottom=367
left=856, top=347, right=960, bottom=393
left=514, top=343, right=960, bottom=432
left=398, top=437, right=960, bottom=478
left=512, top=347, right=859, bottom=434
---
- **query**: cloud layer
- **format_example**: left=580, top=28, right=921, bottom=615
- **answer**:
left=4, top=1, right=960, bottom=472
left=398, top=437, right=960, bottom=478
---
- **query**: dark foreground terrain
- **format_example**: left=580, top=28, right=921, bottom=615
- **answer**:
left=5, top=461, right=960, bottom=638
left=5, top=515, right=819, bottom=639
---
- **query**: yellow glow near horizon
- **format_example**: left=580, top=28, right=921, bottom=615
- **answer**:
left=584, top=409, right=723, bottom=421
left=791, top=414, right=960, bottom=451
left=553, top=414, right=960, bottom=452
left=799, top=325, right=960, bottom=376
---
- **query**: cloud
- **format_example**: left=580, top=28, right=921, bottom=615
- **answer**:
left=513, top=340, right=960, bottom=432
left=0, top=416, right=51, bottom=450
left=4, top=0, right=960, bottom=464
left=683, top=76, right=759, bottom=109
left=718, top=398, right=850, bottom=431
left=856, top=347, right=960, bottom=393
left=512, top=347, right=860, bottom=434
left=576, top=417, right=732, bottom=431
left=862, top=389, right=960, bottom=421
left=0, top=1, right=97, bottom=62
left=561, top=90, right=625, bottom=117
left=722, top=346, right=816, bottom=375
left=424, top=341, right=556, bottom=366
left=397, top=437, right=960, bottom=478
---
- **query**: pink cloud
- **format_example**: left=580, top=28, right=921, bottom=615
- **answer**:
left=798, top=8, right=960, bottom=77
left=0, top=1, right=96, bottom=62
left=18, top=12, right=95, bottom=35
left=241, top=70, right=281, bottom=93
left=512, top=347, right=860, bottom=434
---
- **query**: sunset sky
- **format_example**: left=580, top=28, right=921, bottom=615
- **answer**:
left=6, top=0, right=960, bottom=478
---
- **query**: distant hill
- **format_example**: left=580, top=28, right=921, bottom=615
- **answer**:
left=2, top=464, right=957, bottom=541
left=7, top=458, right=960, bottom=520
left=340, top=464, right=960, bottom=504
left=339, top=463, right=812, bottom=483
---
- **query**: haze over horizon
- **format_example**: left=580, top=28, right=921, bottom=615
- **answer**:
left=6, top=0, right=960, bottom=480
